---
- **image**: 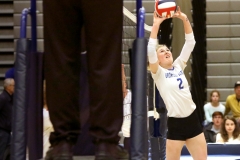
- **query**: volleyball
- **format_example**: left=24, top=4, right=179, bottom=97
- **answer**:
left=155, top=0, right=177, bottom=18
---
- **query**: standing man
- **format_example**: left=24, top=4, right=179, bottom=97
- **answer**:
left=224, top=81, right=240, bottom=126
left=43, top=0, right=128, bottom=160
left=0, top=78, right=14, bottom=159
left=203, top=111, right=224, bottom=143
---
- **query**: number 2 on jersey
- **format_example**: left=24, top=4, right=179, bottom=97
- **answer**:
left=177, top=78, right=184, bottom=89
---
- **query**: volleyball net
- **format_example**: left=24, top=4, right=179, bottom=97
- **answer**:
left=122, top=6, right=151, bottom=88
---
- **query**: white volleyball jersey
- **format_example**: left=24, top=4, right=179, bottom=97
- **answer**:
left=121, top=89, right=132, bottom=137
left=151, top=58, right=196, bottom=118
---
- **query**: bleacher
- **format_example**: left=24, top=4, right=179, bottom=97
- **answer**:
left=0, top=0, right=14, bottom=92
left=206, top=0, right=240, bottom=104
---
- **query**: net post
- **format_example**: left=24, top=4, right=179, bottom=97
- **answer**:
left=130, top=3, right=148, bottom=159
left=136, top=0, right=142, bottom=37
left=138, top=7, right=145, bottom=38
left=20, top=8, right=29, bottom=39
left=30, top=0, right=37, bottom=52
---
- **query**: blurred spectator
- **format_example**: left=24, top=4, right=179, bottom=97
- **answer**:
left=224, top=81, right=240, bottom=126
left=121, top=64, right=131, bottom=152
left=0, top=78, right=15, bottom=159
left=43, top=107, right=53, bottom=158
left=203, top=90, right=225, bottom=125
left=43, top=81, right=54, bottom=157
left=203, top=111, right=223, bottom=143
left=216, top=116, right=240, bottom=143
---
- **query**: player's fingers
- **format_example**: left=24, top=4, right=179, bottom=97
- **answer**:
left=172, top=12, right=179, bottom=17
left=154, top=11, right=158, bottom=17
left=155, top=12, right=161, bottom=18
left=177, top=6, right=181, bottom=13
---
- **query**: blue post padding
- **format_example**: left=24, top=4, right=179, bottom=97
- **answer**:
left=11, top=39, right=31, bottom=160
left=130, top=38, right=148, bottom=160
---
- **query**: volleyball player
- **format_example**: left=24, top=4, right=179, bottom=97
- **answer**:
left=147, top=6, right=207, bottom=160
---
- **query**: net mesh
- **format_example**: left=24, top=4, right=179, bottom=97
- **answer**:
left=122, top=6, right=151, bottom=88
left=122, top=6, right=151, bottom=53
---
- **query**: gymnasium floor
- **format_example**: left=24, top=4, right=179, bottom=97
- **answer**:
left=180, top=155, right=240, bottom=160
left=70, top=155, right=240, bottom=160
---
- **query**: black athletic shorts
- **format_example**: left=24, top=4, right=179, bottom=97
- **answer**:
left=167, top=109, right=203, bottom=141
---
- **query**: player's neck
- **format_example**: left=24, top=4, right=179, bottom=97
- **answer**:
left=162, top=64, right=173, bottom=70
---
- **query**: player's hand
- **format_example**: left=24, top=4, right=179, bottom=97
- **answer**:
left=172, top=6, right=187, bottom=21
left=153, top=11, right=167, bottom=26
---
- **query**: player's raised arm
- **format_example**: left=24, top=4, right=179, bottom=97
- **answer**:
left=173, top=6, right=192, bottom=34
left=147, top=12, right=166, bottom=74
left=173, top=6, right=195, bottom=64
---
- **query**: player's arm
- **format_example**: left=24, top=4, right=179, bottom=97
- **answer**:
left=173, top=6, right=192, bottom=34
left=147, top=12, right=166, bottom=74
left=173, top=6, right=195, bottom=64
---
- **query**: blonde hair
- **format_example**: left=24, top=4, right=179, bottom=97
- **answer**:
left=156, top=44, right=167, bottom=52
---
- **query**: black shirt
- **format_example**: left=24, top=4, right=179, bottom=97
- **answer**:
left=0, top=90, right=13, bottom=132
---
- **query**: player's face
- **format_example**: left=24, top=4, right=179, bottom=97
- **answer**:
left=211, top=92, right=219, bottom=103
left=225, top=119, right=235, bottom=134
left=157, top=46, right=173, bottom=66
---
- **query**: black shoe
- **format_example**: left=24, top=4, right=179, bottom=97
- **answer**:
left=95, top=143, right=129, bottom=160
left=45, top=141, right=74, bottom=160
